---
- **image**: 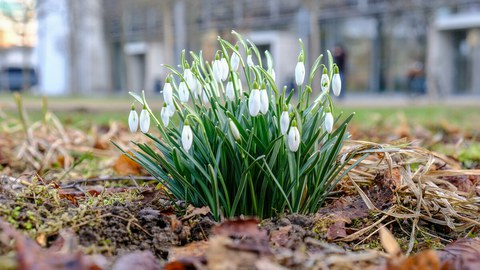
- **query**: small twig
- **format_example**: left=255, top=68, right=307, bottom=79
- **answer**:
left=61, top=176, right=156, bottom=188
left=129, top=175, right=141, bottom=191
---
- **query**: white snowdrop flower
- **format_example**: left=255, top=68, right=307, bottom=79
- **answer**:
left=160, top=104, right=170, bottom=126
left=181, top=122, right=193, bottom=152
left=139, top=107, right=150, bottom=133
left=247, top=54, right=254, bottom=67
left=229, top=120, right=241, bottom=141
left=280, top=110, right=290, bottom=135
left=332, top=67, right=342, bottom=96
left=184, top=68, right=197, bottom=90
left=202, top=89, right=210, bottom=105
left=237, top=78, right=243, bottom=96
left=324, top=112, right=334, bottom=134
left=268, top=68, right=276, bottom=81
left=259, top=89, right=269, bottom=114
left=248, top=88, right=261, bottom=117
left=295, top=54, right=305, bottom=85
left=230, top=52, right=240, bottom=71
left=166, top=102, right=175, bottom=117
left=194, top=81, right=203, bottom=99
left=288, top=123, right=300, bottom=152
left=225, top=80, right=235, bottom=101
left=220, top=57, right=229, bottom=81
left=163, top=79, right=173, bottom=104
left=212, top=59, right=222, bottom=82
left=128, top=105, right=139, bottom=133
left=321, top=67, right=330, bottom=93
left=178, top=81, right=189, bottom=103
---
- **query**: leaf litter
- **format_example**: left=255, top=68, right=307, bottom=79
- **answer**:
left=0, top=98, right=479, bottom=269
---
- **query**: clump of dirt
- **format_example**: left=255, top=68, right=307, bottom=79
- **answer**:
left=0, top=183, right=215, bottom=261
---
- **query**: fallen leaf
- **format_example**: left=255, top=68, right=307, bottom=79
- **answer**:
left=270, top=225, right=292, bottom=247
left=111, top=251, right=160, bottom=270
left=437, top=238, right=480, bottom=270
left=113, top=152, right=143, bottom=176
left=168, top=241, right=209, bottom=261
left=391, top=250, right=440, bottom=270
left=182, top=206, right=211, bottom=221
left=326, top=220, right=348, bottom=240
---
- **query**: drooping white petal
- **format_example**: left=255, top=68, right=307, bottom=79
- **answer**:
left=178, top=81, right=189, bottom=103
left=230, top=52, right=240, bottom=71
left=247, top=55, right=254, bottom=67
left=212, top=60, right=222, bottom=82
left=128, top=109, right=139, bottom=133
left=295, top=62, right=305, bottom=85
left=332, top=73, right=342, bottom=96
left=220, top=58, right=229, bottom=81
left=225, top=81, right=235, bottom=101
left=163, top=82, right=173, bottom=104
left=259, top=89, right=269, bottom=114
left=181, top=125, right=193, bottom=152
left=280, top=111, right=290, bottom=135
left=288, top=126, right=300, bottom=152
left=229, top=120, right=241, bottom=141
left=248, top=89, right=261, bottom=117
left=321, top=73, right=330, bottom=93
left=324, top=112, right=334, bottom=133
left=139, top=109, right=150, bottom=133
left=161, top=106, right=170, bottom=126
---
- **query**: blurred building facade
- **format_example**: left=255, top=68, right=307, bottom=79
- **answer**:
left=30, top=0, right=480, bottom=96
left=100, top=0, right=480, bottom=97
left=36, top=0, right=110, bottom=95
left=0, top=0, right=36, bottom=90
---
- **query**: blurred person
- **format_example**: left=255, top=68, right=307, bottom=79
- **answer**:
left=407, top=61, right=426, bottom=96
left=333, top=44, right=347, bottom=98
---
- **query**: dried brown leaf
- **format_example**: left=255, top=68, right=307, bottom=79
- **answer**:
left=437, top=238, right=480, bottom=270
left=113, top=152, right=143, bottom=176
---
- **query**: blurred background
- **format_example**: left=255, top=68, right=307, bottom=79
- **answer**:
left=1, top=0, right=480, bottom=100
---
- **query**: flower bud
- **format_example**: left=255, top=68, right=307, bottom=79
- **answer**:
left=332, top=66, right=341, bottom=96
left=178, top=80, right=189, bottom=103
left=184, top=68, right=197, bottom=90
left=161, top=103, right=170, bottom=126
left=181, top=122, right=193, bottom=152
left=230, top=52, right=240, bottom=71
left=229, top=120, right=241, bottom=141
left=324, top=112, right=334, bottom=134
left=212, top=59, right=222, bottom=82
left=202, top=89, right=210, bottom=105
left=259, top=89, right=269, bottom=114
left=248, top=88, right=261, bottom=117
left=163, top=79, right=173, bottom=104
left=288, top=121, right=300, bottom=152
left=128, top=105, right=139, bottom=133
left=295, top=61, right=305, bottom=86
left=139, top=106, right=150, bottom=133
left=280, top=110, right=290, bottom=135
left=225, top=79, right=235, bottom=101
left=321, top=67, right=330, bottom=93
left=220, top=57, right=229, bottom=81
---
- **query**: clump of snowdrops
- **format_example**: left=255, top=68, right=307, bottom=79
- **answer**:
left=119, top=31, right=366, bottom=220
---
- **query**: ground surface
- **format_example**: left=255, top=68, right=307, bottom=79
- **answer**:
left=0, top=95, right=479, bottom=269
